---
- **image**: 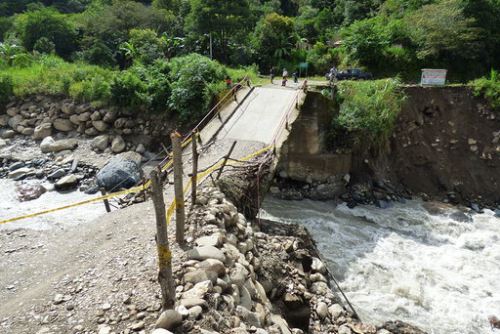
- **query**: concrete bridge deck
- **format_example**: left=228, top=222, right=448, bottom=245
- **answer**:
left=188, top=85, right=304, bottom=184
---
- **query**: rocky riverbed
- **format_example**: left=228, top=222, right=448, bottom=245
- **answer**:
left=0, top=185, right=425, bottom=334
left=150, top=187, right=425, bottom=334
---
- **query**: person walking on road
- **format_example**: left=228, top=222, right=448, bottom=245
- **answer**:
left=282, top=68, right=288, bottom=87
left=293, top=71, right=298, bottom=84
left=270, top=67, right=275, bottom=84
left=225, top=75, right=232, bottom=89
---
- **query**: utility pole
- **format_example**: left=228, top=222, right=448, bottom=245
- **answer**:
left=191, top=132, right=199, bottom=207
left=150, top=169, right=175, bottom=310
left=209, top=33, right=213, bottom=60
left=171, top=131, right=185, bottom=244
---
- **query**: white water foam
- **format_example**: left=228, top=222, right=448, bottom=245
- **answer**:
left=0, top=179, right=107, bottom=230
left=260, top=197, right=500, bottom=334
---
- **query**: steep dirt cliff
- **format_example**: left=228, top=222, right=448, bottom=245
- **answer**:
left=275, top=86, right=499, bottom=208
left=382, top=86, right=499, bottom=206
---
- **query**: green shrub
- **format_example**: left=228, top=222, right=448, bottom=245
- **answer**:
left=335, top=78, right=405, bottom=145
left=470, top=70, right=500, bottom=110
left=69, top=75, right=111, bottom=103
left=0, top=74, right=13, bottom=109
left=143, top=60, right=171, bottom=113
left=168, top=54, right=227, bottom=123
left=33, top=37, right=56, bottom=55
left=110, top=70, right=147, bottom=109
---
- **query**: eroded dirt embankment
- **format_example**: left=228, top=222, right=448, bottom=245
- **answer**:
left=384, top=86, right=499, bottom=205
left=274, top=86, right=499, bottom=209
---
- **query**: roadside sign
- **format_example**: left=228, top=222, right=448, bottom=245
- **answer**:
left=421, top=69, right=447, bottom=86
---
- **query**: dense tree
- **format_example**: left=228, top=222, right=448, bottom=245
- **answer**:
left=406, top=0, right=481, bottom=60
left=0, top=17, right=12, bottom=41
left=252, top=13, right=296, bottom=69
left=1, top=0, right=498, bottom=82
left=127, top=28, right=166, bottom=65
left=0, top=0, right=37, bottom=16
left=341, top=17, right=391, bottom=69
left=185, top=0, right=251, bottom=62
left=333, top=0, right=385, bottom=25
left=0, top=0, right=91, bottom=16
left=79, top=0, right=176, bottom=67
left=15, top=8, right=78, bottom=58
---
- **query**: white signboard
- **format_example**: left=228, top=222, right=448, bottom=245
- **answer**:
left=421, top=69, right=447, bottom=86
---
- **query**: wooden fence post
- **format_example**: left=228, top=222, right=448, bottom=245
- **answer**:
left=191, top=132, right=199, bottom=207
left=150, top=169, right=175, bottom=310
left=100, top=188, right=111, bottom=213
left=171, top=132, right=185, bottom=244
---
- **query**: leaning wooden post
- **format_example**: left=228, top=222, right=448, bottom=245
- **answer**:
left=100, top=188, right=111, bottom=213
left=191, top=132, right=199, bottom=207
left=150, top=169, right=175, bottom=310
left=171, top=131, right=185, bottom=244
left=216, top=140, right=237, bottom=180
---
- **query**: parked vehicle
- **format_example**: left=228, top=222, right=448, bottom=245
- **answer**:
left=326, top=68, right=373, bottom=81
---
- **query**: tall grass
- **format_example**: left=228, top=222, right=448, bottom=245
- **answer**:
left=1, top=54, right=115, bottom=104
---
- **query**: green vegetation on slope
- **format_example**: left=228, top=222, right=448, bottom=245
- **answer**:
left=332, top=79, right=406, bottom=147
left=0, top=0, right=498, bottom=124
left=0, top=0, right=498, bottom=79
left=470, top=70, right=500, bottom=111
left=0, top=52, right=251, bottom=125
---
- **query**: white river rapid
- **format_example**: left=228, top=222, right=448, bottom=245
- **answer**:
left=260, top=197, right=500, bottom=334
left=0, top=179, right=108, bottom=230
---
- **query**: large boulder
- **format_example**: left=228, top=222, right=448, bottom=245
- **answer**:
left=8, top=115, right=23, bottom=129
left=91, top=135, right=110, bottom=151
left=0, top=115, right=8, bottom=126
left=69, top=114, right=81, bottom=125
left=96, top=152, right=142, bottom=191
left=40, top=136, right=55, bottom=153
left=61, top=102, right=75, bottom=114
left=55, top=174, right=78, bottom=191
left=111, top=136, right=126, bottom=153
left=155, top=310, right=182, bottom=331
left=92, top=120, right=108, bottom=132
left=33, top=123, right=52, bottom=140
left=16, top=183, right=47, bottom=201
left=40, top=137, right=78, bottom=153
left=8, top=167, right=34, bottom=179
left=53, top=118, right=74, bottom=132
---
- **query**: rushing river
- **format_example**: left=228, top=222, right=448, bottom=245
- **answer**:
left=260, top=197, right=500, bottom=334
left=0, top=179, right=108, bottom=230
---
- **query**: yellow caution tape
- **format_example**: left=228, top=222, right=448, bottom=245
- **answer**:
left=0, top=186, right=142, bottom=225
left=157, top=244, right=172, bottom=267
